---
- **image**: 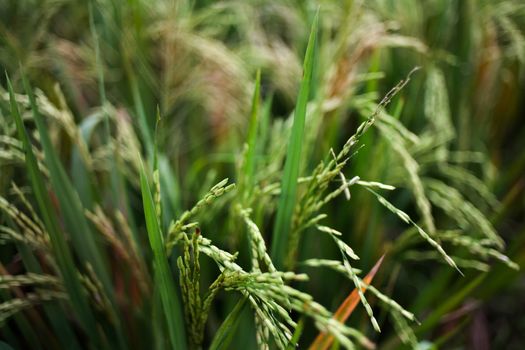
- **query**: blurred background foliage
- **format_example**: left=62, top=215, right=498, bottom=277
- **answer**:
left=1, top=0, right=524, bottom=349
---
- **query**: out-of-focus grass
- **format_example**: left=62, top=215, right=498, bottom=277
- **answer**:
left=0, top=0, right=524, bottom=349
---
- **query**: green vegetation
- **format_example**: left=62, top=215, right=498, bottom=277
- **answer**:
left=1, top=0, right=524, bottom=349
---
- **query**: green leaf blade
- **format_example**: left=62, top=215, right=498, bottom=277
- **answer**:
left=139, top=159, right=186, bottom=350
left=209, top=298, right=247, bottom=350
left=271, top=12, right=319, bottom=269
left=6, top=73, right=103, bottom=348
left=20, top=76, right=117, bottom=294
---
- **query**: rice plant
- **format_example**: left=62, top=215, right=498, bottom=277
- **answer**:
left=0, top=0, right=524, bottom=349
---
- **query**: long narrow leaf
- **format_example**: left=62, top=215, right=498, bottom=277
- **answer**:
left=6, top=74, right=104, bottom=348
left=21, top=76, right=121, bottom=302
left=271, top=12, right=318, bottom=269
left=286, top=318, right=305, bottom=350
left=139, top=158, right=186, bottom=350
left=209, top=297, right=247, bottom=350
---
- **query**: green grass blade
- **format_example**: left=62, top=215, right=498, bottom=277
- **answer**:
left=271, top=12, right=318, bottom=269
left=22, top=75, right=126, bottom=349
left=139, top=158, right=186, bottom=350
left=159, top=154, right=181, bottom=227
left=21, top=76, right=114, bottom=296
left=127, top=60, right=154, bottom=157
left=209, top=297, right=247, bottom=350
left=286, top=318, right=305, bottom=350
left=6, top=74, right=104, bottom=348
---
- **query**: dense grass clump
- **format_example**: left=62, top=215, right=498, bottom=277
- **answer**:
left=1, top=1, right=524, bottom=349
